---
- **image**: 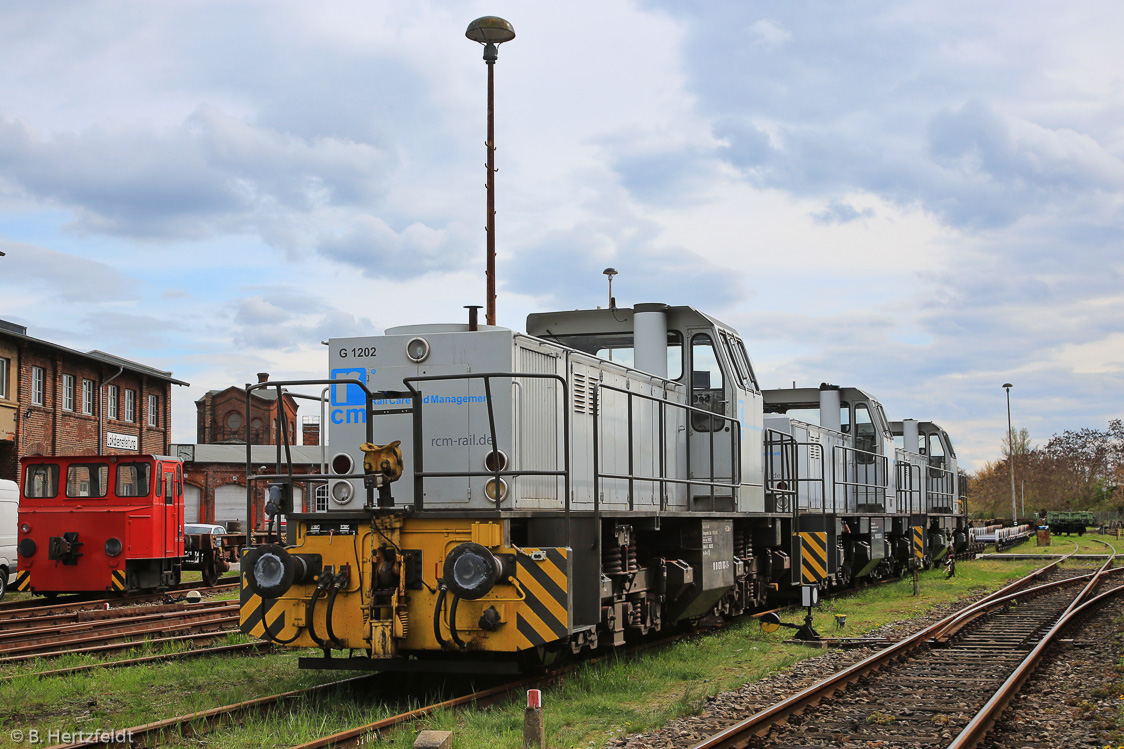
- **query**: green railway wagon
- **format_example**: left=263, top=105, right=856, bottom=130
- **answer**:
left=1046, top=510, right=1095, bottom=536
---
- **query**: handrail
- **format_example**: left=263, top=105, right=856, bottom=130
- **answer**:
left=593, top=381, right=742, bottom=507
left=832, top=444, right=889, bottom=513
left=243, top=378, right=377, bottom=550
left=402, top=372, right=571, bottom=535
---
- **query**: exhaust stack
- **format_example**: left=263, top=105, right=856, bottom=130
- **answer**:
left=902, top=419, right=920, bottom=454
left=634, top=303, right=670, bottom=378
left=819, top=384, right=842, bottom=433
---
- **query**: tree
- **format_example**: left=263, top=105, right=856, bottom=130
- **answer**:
left=969, top=420, right=1124, bottom=517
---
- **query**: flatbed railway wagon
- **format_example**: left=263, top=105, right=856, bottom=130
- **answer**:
left=14, top=454, right=230, bottom=595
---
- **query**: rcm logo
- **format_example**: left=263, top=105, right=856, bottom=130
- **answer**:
left=330, top=368, right=368, bottom=406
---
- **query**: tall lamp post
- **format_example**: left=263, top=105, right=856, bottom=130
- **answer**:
left=1003, top=383, right=1016, bottom=523
left=465, top=16, right=516, bottom=327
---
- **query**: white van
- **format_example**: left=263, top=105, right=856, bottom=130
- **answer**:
left=0, top=479, right=18, bottom=599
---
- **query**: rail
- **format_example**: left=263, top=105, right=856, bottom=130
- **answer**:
left=948, top=541, right=1122, bottom=747
left=687, top=548, right=1092, bottom=749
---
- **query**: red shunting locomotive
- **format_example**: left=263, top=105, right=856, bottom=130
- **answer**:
left=14, top=454, right=190, bottom=595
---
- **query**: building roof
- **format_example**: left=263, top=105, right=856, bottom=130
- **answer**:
left=0, top=321, right=188, bottom=386
left=196, top=385, right=294, bottom=404
left=174, top=444, right=326, bottom=466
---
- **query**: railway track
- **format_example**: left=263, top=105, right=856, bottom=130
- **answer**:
left=0, top=578, right=239, bottom=622
left=0, top=599, right=239, bottom=659
left=687, top=547, right=1120, bottom=749
left=31, top=548, right=1099, bottom=748
left=1, top=640, right=270, bottom=681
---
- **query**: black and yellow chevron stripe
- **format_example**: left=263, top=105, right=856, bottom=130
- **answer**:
left=515, top=548, right=570, bottom=649
left=110, top=570, right=127, bottom=592
left=239, top=576, right=289, bottom=640
left=799, top=531, right=828, bottom=584
left=14, top=570, right=30, bottom=592
left=912, top=526, right=924, bottom=561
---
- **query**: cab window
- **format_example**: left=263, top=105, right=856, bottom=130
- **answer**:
left=719, top=331, right=747, bottom=388
left=116, top=462, right=151, bottom=497
left=547, top=331, right=684, bottom=380
left=66, top=463, right=110, bottom=498
left=691, top=333, right=725, bottom=431
left=854, top=404, right=877, bottom=463
left=734, top=338, right=760, bottom=392
left=23, top=464, right=59, bottom=498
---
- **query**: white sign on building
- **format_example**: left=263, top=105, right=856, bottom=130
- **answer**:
left=106, top=431, right=139, bottom=450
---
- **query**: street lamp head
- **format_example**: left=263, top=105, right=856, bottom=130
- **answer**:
left=1002, top=382, right=1013, bottom=390
left=466, top=16, right=515, bottom=47
left=603, top=267, right=618, bottom=279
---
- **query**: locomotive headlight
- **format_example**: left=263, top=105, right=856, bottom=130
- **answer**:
left=330, top=452, right=354, bottom=475
left=443, top=542, right=504, bottom=600
left=20, top=523, right=30, bottom=534
left=483, top=449, right=508, bottom=472
left=105, top=538, right=123, bottom=557
left=405, top=337, right=430, bottom=363
left=243, top=544, right=321, bottom=599
left=18, top=538, right=36, bottom=557
left=330, top=480, right=354, bottom=505
left=484, top=478, right=508, bottom=502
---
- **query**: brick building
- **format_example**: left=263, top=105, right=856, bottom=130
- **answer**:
left=174, top=443, right=326, bottom=528
left=0, top=319, right=187, bottom=482
left=180, top=373, right=326, bottom=527
left=195, top=373, right=299, bottom=445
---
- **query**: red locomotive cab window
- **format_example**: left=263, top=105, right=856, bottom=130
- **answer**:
left=116, top=462, right=152, bottom=498
left=65, top=463, right=110, bottom=498
left=165, top=472, right=175, bottom=505
left=23, top=464, right=60, bottom=498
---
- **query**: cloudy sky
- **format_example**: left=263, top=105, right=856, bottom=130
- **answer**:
left=1, top=1, right=1121, bottom=470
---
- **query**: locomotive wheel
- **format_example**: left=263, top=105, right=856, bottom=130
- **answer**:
left=202, top=561, right=219, bottom=587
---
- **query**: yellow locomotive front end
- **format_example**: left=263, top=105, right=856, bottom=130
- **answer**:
left=240, top=514, right=572, bottom=670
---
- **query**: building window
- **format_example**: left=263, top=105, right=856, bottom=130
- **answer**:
left=148, top=394, right=158, bottom=427
left=124, top=389, right=136, bottom=422
left=106, top=384, right=118, bottom=419
left=82, top=379, right=95, bottom=415
left=0, top=357, right=8, bottom=399
left=31, top=366, right=45, bottom=406
left=63, top=374, right=75, bottom=411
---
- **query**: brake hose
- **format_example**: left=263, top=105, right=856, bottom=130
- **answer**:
left=448, top=593, right=466, bottom=649
left=325, top=566, right=350, bottom=648
left=433, top=587, right=449, bottom=650
left=306, top=575, right=333, bottom=647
